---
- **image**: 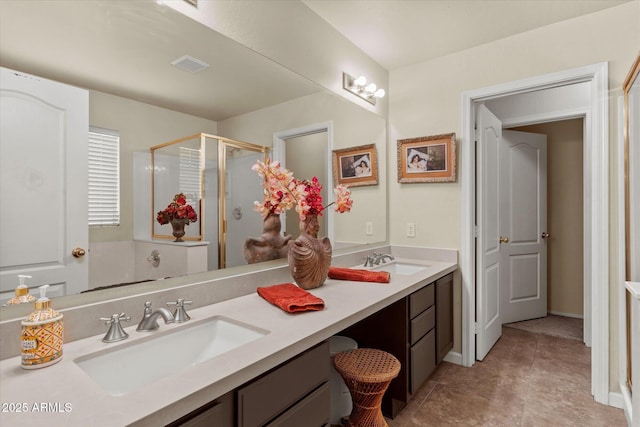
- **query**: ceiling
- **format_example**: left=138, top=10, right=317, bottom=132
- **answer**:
left=302, top=0, right=633, bottom=70
left=0, top=1, right=321, bottom=121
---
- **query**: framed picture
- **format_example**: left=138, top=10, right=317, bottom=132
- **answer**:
left=397, top=133, right=456, bottom=183
left=332, top=144, right=378, bottom=187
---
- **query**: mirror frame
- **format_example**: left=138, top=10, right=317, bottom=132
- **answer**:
left=623, top=53, right=639, bottom=390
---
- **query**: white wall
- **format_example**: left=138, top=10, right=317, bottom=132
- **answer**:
left=389, top=1, right=639, bottom=389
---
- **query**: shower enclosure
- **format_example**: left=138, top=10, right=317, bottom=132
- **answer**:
left=151, top=134, right=268, bottom=270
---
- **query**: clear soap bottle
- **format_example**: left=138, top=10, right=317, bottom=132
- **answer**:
left=20, top=285, right=64, bottom=369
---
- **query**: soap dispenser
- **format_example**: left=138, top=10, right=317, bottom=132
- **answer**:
left=5, top=275, right=36, bottom=305
left=21, top=285, right=64, bottom=369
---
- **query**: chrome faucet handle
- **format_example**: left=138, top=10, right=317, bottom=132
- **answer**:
left=100, top=313, right=131, bottom=343
left=363, top=255, right=375, bottom=267
left=167, top=298, right=192, bottom=323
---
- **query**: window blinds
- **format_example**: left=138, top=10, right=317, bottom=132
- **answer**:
left=88, top=127, right=120, bottom=226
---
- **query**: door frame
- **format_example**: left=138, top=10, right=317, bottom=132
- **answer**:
left=272, top=121, right=334, bottom=242
left=460, top=62, right=609, bottom=404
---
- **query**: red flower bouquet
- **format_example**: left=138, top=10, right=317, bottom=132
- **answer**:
left=156, top=193, right=198, bottom=225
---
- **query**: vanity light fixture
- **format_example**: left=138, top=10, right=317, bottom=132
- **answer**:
left=342, top=72, right=386, bottom=105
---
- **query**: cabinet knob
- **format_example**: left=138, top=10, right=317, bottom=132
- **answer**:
left=499, top=236, right=509, bottom=244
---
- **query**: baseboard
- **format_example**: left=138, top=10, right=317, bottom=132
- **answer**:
left=548, top=310, right=584, bottom=319
left=443, top=350, right=462, bottom=365
left=608, top=390, right=625, bottom=409
left=618, top=383, right=633, bottom=426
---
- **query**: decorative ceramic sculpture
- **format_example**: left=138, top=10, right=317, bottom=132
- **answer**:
left=244, top=213, right=291, bottom=264
left=288, top=214, right=332, bottom=290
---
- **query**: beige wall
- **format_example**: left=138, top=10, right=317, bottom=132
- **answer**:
left=88, top=90, right=217, bottom=243
left=389, top=1, right=639, bottom=389
left=513, top=120, right=584, bottom=317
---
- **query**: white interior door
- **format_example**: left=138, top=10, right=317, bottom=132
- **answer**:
left=476, top=104, right=503, bottom=360
left=0, top=67, right=88, bottom=301
left=501, top=130, right=548, bottom=324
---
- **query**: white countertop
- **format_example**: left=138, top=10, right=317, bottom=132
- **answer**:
left=0, top=258, right=457, bottom=426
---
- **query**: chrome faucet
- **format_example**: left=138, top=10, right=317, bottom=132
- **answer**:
left=136, top=301, right=175, bottom=332
left=372, top=253, right=395, bottom=265
left=363, top=255, right=376, bottom=267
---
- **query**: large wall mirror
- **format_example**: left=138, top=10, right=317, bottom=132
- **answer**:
left=0, top=1, right=387, bottom=315
left=624, top=53, right=640, bottom=392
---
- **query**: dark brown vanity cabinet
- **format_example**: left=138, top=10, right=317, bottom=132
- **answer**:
left=168, top=341, right=330, bottom=427
left=339, top=272, right=454, bottom=419
left=236, top=341, right=330, bottom=427
left=436, top=273, right=453, bottom=364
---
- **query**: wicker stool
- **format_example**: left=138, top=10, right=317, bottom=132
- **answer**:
left=333, top=348, right=401, bottom=427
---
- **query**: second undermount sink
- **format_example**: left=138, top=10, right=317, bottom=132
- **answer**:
left=76, top=316, right=268, bottom=396
left=372, top=262, right=429, bottom=275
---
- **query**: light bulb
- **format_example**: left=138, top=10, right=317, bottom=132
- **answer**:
left=365, top=83, right=377, bottom=94
left=354, top=76, right=367, bottom=87
left=374, top=88, right=385, bottom=98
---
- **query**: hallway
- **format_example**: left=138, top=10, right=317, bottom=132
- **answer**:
left=388, top=327, right=626, bottom=426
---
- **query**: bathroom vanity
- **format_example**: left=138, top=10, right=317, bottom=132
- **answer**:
left=0, top=247, right=457, bottom=426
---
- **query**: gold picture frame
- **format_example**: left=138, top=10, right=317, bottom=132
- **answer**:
left=397, top=133, right=457, bottom=183
left=332, top=144, right=378, bottom=187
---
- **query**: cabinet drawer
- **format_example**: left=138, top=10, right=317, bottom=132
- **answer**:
left=237, top=341, right=330, bottom=427
left=410, top=305, right=435, bottom=345
left=410, top=329, right=436, bottom=394
left=168, top=391, right=234, bottom=427
left=409, top=283, right=434, bottom=318
left=266, top=382, right=329, bottom=427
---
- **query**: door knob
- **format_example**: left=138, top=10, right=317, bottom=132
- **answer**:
left=499, top=236, right=509, bottom=243
left=541, top=232, right=550, bottom=239
left=72, top=247, right=86, bottom=258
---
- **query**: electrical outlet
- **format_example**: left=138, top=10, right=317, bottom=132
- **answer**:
left=406, top=222, right=416, bottom=237
left=365, top=221, right=373, bottom=236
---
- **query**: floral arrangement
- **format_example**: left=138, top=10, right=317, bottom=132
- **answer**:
left=156, top=193, right=198, bottom=225
left=293, top=177, right=352, bottom=221
left=252, top=159, right=353, bottom=220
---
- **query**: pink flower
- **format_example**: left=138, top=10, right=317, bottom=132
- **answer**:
left=251, top=159, right=354, bottom=221
left=333, top=185, right=353, bottom=213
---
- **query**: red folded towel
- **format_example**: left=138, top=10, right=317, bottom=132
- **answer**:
left=257, top=283, right=325, bottom=313
left=328, top=267, right=390, bottom=283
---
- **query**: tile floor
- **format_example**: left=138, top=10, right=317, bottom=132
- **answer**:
left=386, top=327, right=627, bottom=426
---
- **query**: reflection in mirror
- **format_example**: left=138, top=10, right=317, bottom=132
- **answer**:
left=151, top=134, right=269, bottom=270
left=152, top=135, right=205, bottom=241
left=0, top=0, right=387, bottom=317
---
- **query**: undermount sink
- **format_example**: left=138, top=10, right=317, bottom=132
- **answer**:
left=372, top=262, right=429, bottom=275
left=76, top=316, right=268, bottom=396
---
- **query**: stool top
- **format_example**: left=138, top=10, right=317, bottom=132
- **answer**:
left=333, top=348, right=401, bottom=383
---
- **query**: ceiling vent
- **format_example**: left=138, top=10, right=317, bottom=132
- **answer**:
left=171, top=55, right=210, bottom=73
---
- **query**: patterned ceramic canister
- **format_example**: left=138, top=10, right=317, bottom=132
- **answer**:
left=21, top=306, right=64, bottom=369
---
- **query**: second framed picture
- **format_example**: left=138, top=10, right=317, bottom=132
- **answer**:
left=332, top=144, right=378, bottom=187
left=397, top=133, right=456, bottom=183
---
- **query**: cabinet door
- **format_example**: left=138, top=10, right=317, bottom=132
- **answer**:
left=410, top=329, right=436, bottom=394
left=436, top=273, right=454, bottom=364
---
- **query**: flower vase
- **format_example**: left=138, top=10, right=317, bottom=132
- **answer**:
left=243, top=213, right=292, bottom=264
left=170, top=219, right=187, bottom=242
left=287, top=214, right=332, bottom=290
